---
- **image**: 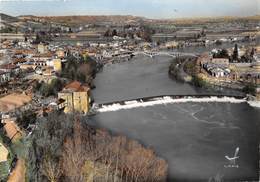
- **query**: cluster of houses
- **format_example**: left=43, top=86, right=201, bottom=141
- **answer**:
left=0, top=41, right=66, bottom=84
left=0, top=38, right=96, bottom=117
left=200, top=56, right=230, bottom=78
left=198, top=46, right=260, bottom=85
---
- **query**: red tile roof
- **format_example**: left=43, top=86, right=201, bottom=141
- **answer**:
left=64, top=81, right=89, bottom=92
left=0, top=64, right=18, bottom=70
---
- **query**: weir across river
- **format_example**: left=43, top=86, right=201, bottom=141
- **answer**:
left=97, top=94, right=246, bottom=106
left=94, top=94, right=247, bottom=112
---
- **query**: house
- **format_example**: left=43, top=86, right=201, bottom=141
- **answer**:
left=210, top=58, right=229, bottom=66
left=0, top=142, right=8, bottom=163
left=46, top=59, right=62, bottom=72
left=165, top=41, right=179, bottom=49
left=211, top=68, right=225, bottom=78
left=229, top=58, right=260, bottom=84
left=58, top=81, right=90, bottom=114
left=31, top=52, right=53, bottom=63
left=20, top=63, right=37, bottom=70
left=0, top=64, right=20, bottom=75
left=52, top=59, right=62, bottom=72
left=37, top=43, right=48, bottom=54
left=42, top=66, right=54, bottom=76
left=56, top=50, right=65, bottom=58
left=0, top=71, right=10, bottom=84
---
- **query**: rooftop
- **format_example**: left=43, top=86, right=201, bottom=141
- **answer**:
left=0, top=142, right=8, bottom=162
left=63, top=81, right=90, bottom=92
left=0, top=93, right=32, bottom=113
left=0, top=64, right=18, bottom=70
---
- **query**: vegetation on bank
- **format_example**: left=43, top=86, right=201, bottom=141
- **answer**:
left=168, top=58, right=183, bottom=81
left=16, top=110, right=37, bottom=130
left=33, top=78, right=65, bottom=97
left=169, top=57, right=204, bottom=88
left=191, top=75, right=207, bottom=88
left=242, top=83, right=257, bottom=95
left=183, top=58, right=198, bottom=76
left=169, top=57, right=208, bottom=88
left=0, top=134, right=12, bottom=181
left=26, top=112, right=168, bottom=182
left=0, top=27, right=16, bottom=33
left=0, top=128, right=25, bottom=181
left=60, top=54, right=98, bottom=86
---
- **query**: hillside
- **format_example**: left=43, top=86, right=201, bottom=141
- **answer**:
left=0, top=13, right=18, bottom=23
left=37, top=15, right=146, bottom=25
left=1, top=13, right=259, bottom=27
left=171, top=15, right=260, bottom=24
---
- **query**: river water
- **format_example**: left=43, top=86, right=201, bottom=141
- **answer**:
left=89, top=43, right=259, bottom=181
left=92, top=55, right=244, bottom=104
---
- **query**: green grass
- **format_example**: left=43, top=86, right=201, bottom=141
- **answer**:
left=0, top=133, right=12, bottom=181
left=0, top=161, right=9, bottom=181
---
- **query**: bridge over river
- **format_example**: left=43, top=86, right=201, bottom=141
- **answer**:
left=132, top=51, right=198, bottom=58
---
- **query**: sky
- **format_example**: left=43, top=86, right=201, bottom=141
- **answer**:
left=0, top=0, right=259, bottom=19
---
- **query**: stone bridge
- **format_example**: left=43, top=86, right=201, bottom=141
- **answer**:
left=132, top=51, right=198, bottom=58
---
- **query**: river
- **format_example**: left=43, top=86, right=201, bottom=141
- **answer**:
left=89, top=42, right=259, bottom=181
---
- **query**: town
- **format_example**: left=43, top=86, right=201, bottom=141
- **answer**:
left=0, top=8, right=259, bottom=182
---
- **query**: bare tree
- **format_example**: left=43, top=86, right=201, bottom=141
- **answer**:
left=62, top=119, right=91, bottom=182
left=41, top=154, right=62, bottom=182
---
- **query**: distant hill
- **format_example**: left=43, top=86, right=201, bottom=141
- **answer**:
left=37, top=15, right=146, bottom=26
left=1, top=13, right=259, bottom=26
left=171, top=15, right=260, bottom=24
left=0, top=13, right=18, bottom=23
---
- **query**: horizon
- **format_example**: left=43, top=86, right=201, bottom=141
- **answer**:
left=3, top=12, right=260, bottom=20
left=0, top=0, right=259, bottom=19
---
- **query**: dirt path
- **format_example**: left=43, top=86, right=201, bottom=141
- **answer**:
left=7, top=159, right=26, bottom=182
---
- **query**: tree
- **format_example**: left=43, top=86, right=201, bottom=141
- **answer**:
left=112, top=29, right=117, bottom=36
left=16, top=110, right=37, bottom=129
left=215, top=40, right=222, bottom=45
left=242, top=83, right=256, bottom=95
left=250, top=48, right=255, bottom=58
left=232, top=44, right=239, bottom=61
left=41, top=154, right=62, bottom=182
left=192, top=75, right=206, bottom=88
left=34, top=33, right=41, bottom=44
left=62, top=119, right=93, bottom=182
left=213, top=49, right=229, bottom=59
left=61, top=54, right=97, bottom=85
left=26, top=112, right=75, bottom=182
left=104, top=29, right=110, bottom=37
left=34, top=78, right=64, bottom=97
left=27, top=112, right=168, bottom=182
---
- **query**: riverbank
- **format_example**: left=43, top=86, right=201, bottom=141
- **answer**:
left=168, top=57, right=260, bottom=107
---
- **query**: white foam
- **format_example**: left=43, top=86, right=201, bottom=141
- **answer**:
left=248, top=101, right=260, bottom=108
left=97, top=96, right=247, bottom=113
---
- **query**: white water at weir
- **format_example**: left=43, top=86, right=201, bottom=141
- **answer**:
left=97, top=96, right=247, bottom=112
left=248, top=101, right=260, bottom=108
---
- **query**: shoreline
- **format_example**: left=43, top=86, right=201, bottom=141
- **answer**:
left=168, top=59, right=260, bottom=108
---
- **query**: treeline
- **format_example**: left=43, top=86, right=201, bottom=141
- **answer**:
left=104, top=25, right=155, bottom=42
left=26, top=112, right=168, bottom=182
left=169, top=57, right=207, bottom=88
left=60, top=54, right=97, bottom=86
left=213, top=45, right=256, bottom=63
